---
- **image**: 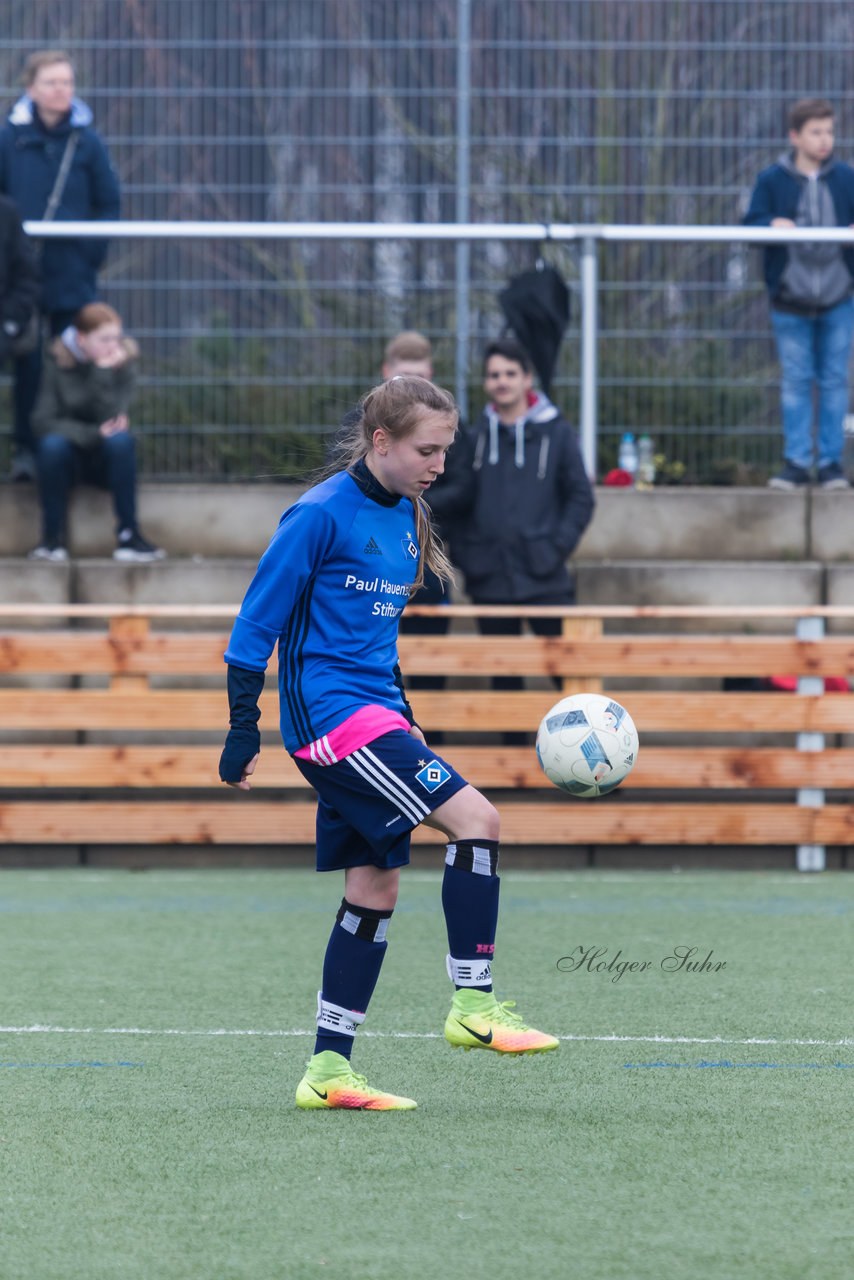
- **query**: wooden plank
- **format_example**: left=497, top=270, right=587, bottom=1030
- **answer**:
left=3, top=630, right=854, bottom=678
left=491, top=803, right=820, bottom=846
left=0, top=604, right=241, bottom=621
left=400, top=635, right=854, bottom=678
left=3, top=603, right=854, bottom=623
left=108, top=616, right=152, bottom=692
left=814, top=808, right=854, bottom=842
left=0, top=632, right=231, bottom=675
left=560, top=617, right=603, bottom=694
left=403, top=604, right=854, bottom=621
left=619, top=692, right=854, bottom=734
left=0, top=800, right=824, bottom=845
left=411, top=691, right=854, bottom=735
left=0, top=689, right=850, bottom=732
left=0, top=689, right=258, bottom=730
left=629, top=747, right=854, bottom=789
left=0, top=746, right=308, bottom=789
left=0, top=801, right=318, bottom=844
left=5, top=744, right=854, bottom=791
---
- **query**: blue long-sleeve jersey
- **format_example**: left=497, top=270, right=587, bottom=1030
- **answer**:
left=224, top=466, right=421, bottom=753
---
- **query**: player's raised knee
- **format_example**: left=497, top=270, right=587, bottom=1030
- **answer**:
left=430, top=784, right=500, bottom=841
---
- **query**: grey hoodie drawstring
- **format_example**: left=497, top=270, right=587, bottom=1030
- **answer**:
left=514, top=418, right=525, bottom=468
left=488, top=413, right=499, bottom=465
left=537, top=436, right=550, bottom=480
left=485, top=408, right=527, bottom=469
left=480, top=395, right=557, bottom=474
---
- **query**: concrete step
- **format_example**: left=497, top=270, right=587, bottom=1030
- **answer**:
left=5, top=558, right=854, bottom=629
left=576, top=560, right=854, bottom=633
left=0, top=481, right=303, bottom=561
left=1, top=481, right=851, bottom=561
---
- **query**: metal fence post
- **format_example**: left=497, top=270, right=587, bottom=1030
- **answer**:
left=795, top=614, right=826, bottom=872
left=455, top=0, right=471, bottom=423
left=579, top=234, right=598, bottom=480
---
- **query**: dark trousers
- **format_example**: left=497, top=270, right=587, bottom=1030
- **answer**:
left=401, top=564, right=450, bottom=691
left=477, top=612, right=564, bottom=692
left=400, top=566, right=450, bottom=742
left=477, top=611, right=567, bottom=744
left=37, top=431, right=138, bottom=545
left=13, top=309, right=77, bottom=453
left=399, top=609, right=449, bottom=691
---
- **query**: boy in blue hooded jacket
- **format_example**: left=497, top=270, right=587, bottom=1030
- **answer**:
left=743, top=98, right=854, bottom=490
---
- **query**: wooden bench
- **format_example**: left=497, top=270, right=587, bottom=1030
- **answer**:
left=1, top=604, right=853, bottom=865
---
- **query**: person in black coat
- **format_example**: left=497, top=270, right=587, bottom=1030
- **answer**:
left=0, top=50, right=120, bottom=480
left=0, top=194, right=39, bottom=369
left=443, top=338, right=595, bottom=733
left=449, top=337, right=594, bottom=610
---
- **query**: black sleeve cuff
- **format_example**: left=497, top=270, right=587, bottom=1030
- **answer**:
left=227, top=663, right=265, bottom=728
left=219, top=664, right=266, bottom=782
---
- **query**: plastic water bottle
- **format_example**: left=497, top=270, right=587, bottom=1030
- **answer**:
left=637, top=435, right=655, bottom=489
left=618, top=432, right=638, bottom=484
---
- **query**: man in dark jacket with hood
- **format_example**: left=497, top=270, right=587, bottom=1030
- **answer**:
left=449, top=337, right=594, bottom=613
left=0, top=49, right=120, bottom=481
left=444, top=339, right=594, bottom=733
left=743, top=98, right=854, bottom=490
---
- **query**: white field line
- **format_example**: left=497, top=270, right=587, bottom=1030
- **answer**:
left=1, top=1025, right=853, bottom=1048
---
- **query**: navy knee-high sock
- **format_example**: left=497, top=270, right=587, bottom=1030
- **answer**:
left=313, top=898, right=392, bottom=1059
left=441, top=839, right=500, bottom=992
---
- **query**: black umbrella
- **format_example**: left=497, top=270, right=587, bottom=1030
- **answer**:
left=498, top=264, right=570, bottom=394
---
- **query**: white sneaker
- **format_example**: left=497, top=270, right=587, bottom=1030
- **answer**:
left=28, top=543, right=69, bottom=562
left=113, top=529, right=166, bottom=562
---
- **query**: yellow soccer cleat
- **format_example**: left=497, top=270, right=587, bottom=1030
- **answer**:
left=444, top=988, right=559, bottom=1057
left=295, top=1051, right=417, bottom=1111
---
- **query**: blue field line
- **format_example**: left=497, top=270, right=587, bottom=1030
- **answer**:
left=623, top=1061, right=854, bottom=1069
left=0, top=1061, right=143, bottom=1069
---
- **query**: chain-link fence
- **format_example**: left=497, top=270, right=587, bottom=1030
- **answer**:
left=2, top=0, right=854, bottom=481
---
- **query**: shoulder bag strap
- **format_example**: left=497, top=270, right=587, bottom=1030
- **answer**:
left=43, top=129, right=80, bottom=223
left=32, top=130, right=81, bottom=262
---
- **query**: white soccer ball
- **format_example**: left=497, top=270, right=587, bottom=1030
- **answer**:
left=535, top=693, right=639, bottom=798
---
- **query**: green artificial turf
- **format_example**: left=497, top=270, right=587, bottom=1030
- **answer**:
left=1, top=867, right=853, bottom=1280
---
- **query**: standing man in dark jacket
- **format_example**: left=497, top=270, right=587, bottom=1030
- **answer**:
left=450, top=337, right=594, bottom=613
left=743, top=98, right=854, bottom=490
left=446, top=337, right=594, bottom=728
left=0, top=50, right=120, bottom=481
left=0, top=194, right=40, bottom=369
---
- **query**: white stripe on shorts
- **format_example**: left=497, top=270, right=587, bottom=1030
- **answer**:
left=358, top=746, right=433, bottom=822
left=346, top=747, right=430, bottom=825
left=309, top=735, right=337, bottom=766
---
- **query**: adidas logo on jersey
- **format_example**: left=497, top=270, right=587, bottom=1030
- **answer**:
left=364, top=537, right=383, bottom=555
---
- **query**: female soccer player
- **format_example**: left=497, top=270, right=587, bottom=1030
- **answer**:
left=219, top=375, right=558, bottom=1111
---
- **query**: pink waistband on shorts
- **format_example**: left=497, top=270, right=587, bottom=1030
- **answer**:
left=294, top=705, right=412, bottom=765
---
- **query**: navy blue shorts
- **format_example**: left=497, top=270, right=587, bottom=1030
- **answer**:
left=293, top=730, right=468, bottom=872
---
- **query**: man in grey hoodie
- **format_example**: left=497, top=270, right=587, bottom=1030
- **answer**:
left=442, top=338, right=594, bottom=742
left=744, top=98, right=854, bottom=490
left=448, top=337, right=594, bottom=612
